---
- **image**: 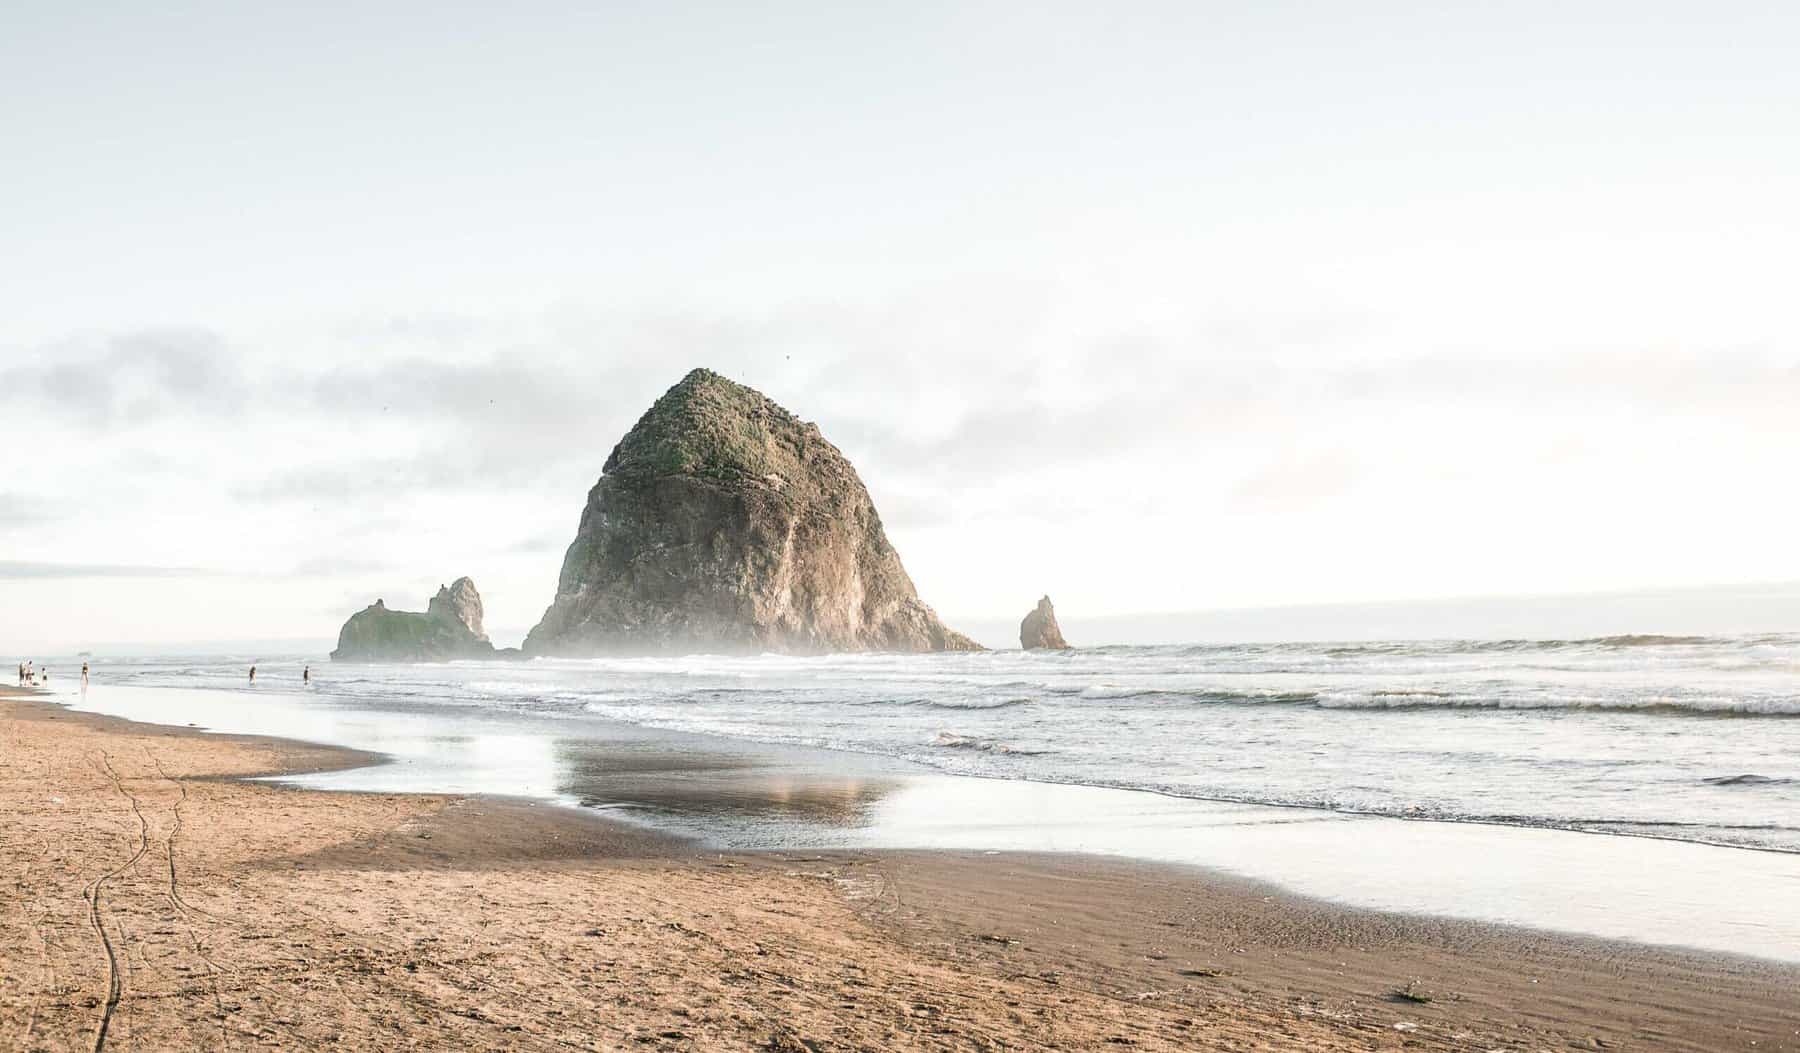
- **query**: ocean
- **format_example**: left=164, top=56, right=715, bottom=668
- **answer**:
left=71, top=632, right=1800, bottom=854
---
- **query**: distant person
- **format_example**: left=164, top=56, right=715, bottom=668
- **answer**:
left=81, top=661, right=89, bottom=682
left=249, top=665, right=256, bottom=683
left=303, top=664, right=311, bottom=685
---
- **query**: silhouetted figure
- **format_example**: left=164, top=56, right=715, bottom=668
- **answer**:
left=303, top=665, right=311, bottom=685
left=249, top=665, right=256, bottom=683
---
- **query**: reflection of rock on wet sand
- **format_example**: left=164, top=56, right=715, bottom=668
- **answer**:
left=551, top=739, right=897, bottom=827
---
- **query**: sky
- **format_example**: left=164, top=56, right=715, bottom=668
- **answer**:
left=4, top=2, right=1799, bottom=652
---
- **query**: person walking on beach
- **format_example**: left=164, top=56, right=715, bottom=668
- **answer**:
left=249, top=665, right=256, bottom=683
left=303, top=664, right=310, bottom=685
left=81, top=661, right=88, bottom=683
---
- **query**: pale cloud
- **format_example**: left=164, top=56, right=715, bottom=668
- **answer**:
left=1232, top=453, right=1358, bottom=509
left=0, top=328, right=244, bottom=422
left=286, top=556, right=395, bottom=578
left=0, top=494, right=58, bottom=526
left=508, top=532, right=570, bottom=554
left=0, top=561, right=219, bottom=579
left=232, top=453, right=513, bottom=503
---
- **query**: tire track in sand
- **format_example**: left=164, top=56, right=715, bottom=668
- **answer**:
left=83, top=752, right=151, bottom=1053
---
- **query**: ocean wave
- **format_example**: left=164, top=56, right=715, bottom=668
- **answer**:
left=1296, top=634, right=1753, bottom=658
left=931, top=731, right=1047, bottom=755
left=1077, top=685, right=1168, bottom=701
left=1313, top=691, right=1800, bottom=715
left=1461, top=634, right=1718, bottom=651
left=904, top=696, right=1032, bottom=711
left=1703, top=774, right=1795, bottom=787
left=1068, top=685, right=1322, bottom=705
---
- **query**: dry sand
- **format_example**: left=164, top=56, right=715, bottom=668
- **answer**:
left=2, top=687, right=1795, bottom=1051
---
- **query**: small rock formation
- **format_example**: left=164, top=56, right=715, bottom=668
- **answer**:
left=331, top=577, right=497, bottom=661
left=524, top=368, right=981, bottom=656
left=1020, top=595, right=1071, bottom=650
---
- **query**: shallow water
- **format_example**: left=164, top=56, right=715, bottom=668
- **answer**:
left=43, top=672, right=1800, bottom=964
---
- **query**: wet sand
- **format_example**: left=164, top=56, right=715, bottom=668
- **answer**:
left=3, top=688, right=1796, bottom=1051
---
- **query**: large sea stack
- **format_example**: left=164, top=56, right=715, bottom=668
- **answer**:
left=524, top=368, right=981, bottom=656
left=331, top=577, right=497, bottom=661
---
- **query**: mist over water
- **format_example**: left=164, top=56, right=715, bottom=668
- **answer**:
left=85, top=633, right=1800, bottom=853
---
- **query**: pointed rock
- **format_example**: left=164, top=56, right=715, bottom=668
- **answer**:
left=525, top=368, right=981, bottom=656
left=1020, top=595, right=1071, bottom=650
left=427, top=576, right=489, bottom=642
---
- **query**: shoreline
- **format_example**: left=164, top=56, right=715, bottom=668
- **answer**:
left=4, top=690, right=1797, bottom=1049
left=17, top=686, right=1795, bottom=966
left=32, top=681, right=1800, bottom=961
left=59, top=655, right=1800, bottom=864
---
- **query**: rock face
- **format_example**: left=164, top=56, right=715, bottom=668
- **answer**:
left=331, top=577, right=497, bottom=661
left=426, top=577, right=487, bottom=640
left=524, top=368, right=981, bottom=656
left=1019, top=595, right=1071, bottom=650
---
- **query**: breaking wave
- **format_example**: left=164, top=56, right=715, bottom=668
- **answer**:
left=1459, top=633, right=1718, bottom=651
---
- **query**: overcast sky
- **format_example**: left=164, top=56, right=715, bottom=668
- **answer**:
left=4, top=2, right=1799, bottom=652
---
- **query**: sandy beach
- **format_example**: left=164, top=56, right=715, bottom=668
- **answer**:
left=2, top=686, right=1796, bottom=1052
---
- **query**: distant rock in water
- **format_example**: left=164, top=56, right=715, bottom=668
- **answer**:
left=524, top=368, right=981, bottom=656
left=331, top=577, right=497, bottom=662
left=1020, top=595, right=1071, bottom=650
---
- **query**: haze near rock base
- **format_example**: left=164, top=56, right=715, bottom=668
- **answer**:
left=525, top=368, right=979, bottom=656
